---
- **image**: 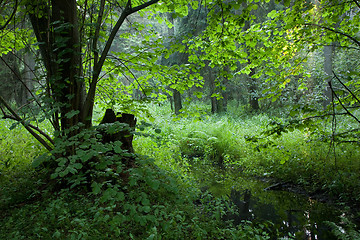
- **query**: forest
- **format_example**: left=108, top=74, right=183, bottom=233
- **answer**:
left=0, top=0, right=360, bottom=239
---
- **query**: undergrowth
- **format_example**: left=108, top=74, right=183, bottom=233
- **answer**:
left=1, top=100, right=360, bottom=239
left=137, top=102, right=360, bottom=207
left=0, top=118, right=270, bottom=239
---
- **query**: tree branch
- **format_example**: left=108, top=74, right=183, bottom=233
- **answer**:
left=304, top=23, right=360, bottom=47
left=332, top=71, right=360, bottom=105
left=83, top=0, right=159, bottom=125
left=0, top=0, right=18, bottom=30
left=93, top=0, right=106, bottom=66
left=2, top=114, right=54, bottom=145
left=329, top=81, right=360, bottom=124
left=0, top=95, right=53, bottom=151
left=353, top=0, right=360, bottom=9
left=0, top=55, right=43, bottom=110
left=129, top=0, right=160, bottom=14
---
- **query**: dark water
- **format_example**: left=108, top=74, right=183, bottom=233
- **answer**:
left=205, top=173, right=346, bottom=239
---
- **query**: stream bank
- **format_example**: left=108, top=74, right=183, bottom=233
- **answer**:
left=195, top=167, right=359, bottom=239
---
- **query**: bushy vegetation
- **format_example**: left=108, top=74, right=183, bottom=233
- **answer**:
left=0, top=117, right=271, bottom=239
left=136, top=103, right=360, bottom=207
left=1, top=101, right=360, bottom=238
left=1, top=0, right=360, bottom=239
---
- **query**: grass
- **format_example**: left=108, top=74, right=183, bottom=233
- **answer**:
left=136, top=102, right=360, bottom=206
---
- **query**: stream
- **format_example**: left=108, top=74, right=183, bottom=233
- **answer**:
left=199, top=169, right=356, bottom=239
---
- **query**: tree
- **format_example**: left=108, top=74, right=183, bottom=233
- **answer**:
left=2, top=0, right=360, bottom=181
left=0, top=0, right=167, bottom=151
left=0, top=0, right=200, bottom=186
left=165, top=12, right=183, bottom=115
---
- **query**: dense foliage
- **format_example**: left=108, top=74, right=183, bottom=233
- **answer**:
left=1, top=0, right=360, bottom=238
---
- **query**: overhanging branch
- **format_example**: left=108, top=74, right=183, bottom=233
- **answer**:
left=0, top=95, right=53, bottom=151
left=353, top=0, right=360, bottom=9
left=0, top=0, right=18, bottom=30
left=329, top=81, right=360, bottom=124
left=2, top=114, right=54, bottom=145
left=333, top=70, right=360, bottom=105
left=304, top=23, right=360, bottom=47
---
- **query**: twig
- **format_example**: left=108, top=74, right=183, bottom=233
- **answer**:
left=335, top=128, right=360, bottom=136
left=0, top=56, right=46, bottom=113
left=353, top=0, right=360, bottom=9
left=333, top=70, right=360, bottom=104
left=329, top=81, right=360, bottom=124
left=338, top=140, right=360, bottom=144
left=304, top=23, right=360, bottom=47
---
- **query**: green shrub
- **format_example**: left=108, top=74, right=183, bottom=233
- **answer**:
left=0, top=120, right=270, bottom=239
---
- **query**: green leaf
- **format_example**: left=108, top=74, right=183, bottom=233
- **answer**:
left=267, top=10, right=277, bottom=19
left=32, top=153, right=50, bottom=168
left=58, top=157, right=67, bottom=167
left=52, top=230, right=61, bottom=238
left=193, top=91, right=203, bottom=99
left=91, top=182, right=101, bottom=195
left=73, top=163, right=83, bottom=169
left=143, top=206, right=151, bottom=213
left=154, top=128, right=161, bottom=134
left=114, top=141, right=123, bottom=154
left=65, top=110, right=80, bottom=119
left=239, top=51, right=248, bottom=58
left=59, top=169, right=69, bottom=177
left=50, top=173, right=58, bottom=179
left=117, top=191, right=125, bottom=201
left=149, top=180, right=160, bottom=190
left=142, top=197, right=150, bottom=206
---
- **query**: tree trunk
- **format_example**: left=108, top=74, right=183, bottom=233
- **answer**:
left=208, top=67, right=224, bottom=113
left=51, top=0, right=84, bottom=132
left=222, top=66, right=230, bottom=112
left=173, top=89, right=183, bottom=115
left=99, top=109, right=136, bottom=154
left=209, top=67, right=217, bottom=113
left=243, top=1, right=259, bottom=111
left=18, top=52, right=35, bottom=106
left=167, top=13, right=183, bottom=115
left=29, top=0, right=84, bottom=136
left=323, top=44, right=334, bottom=107
left=248, top=67, right=259, bottom=111
left=24, top=0, right=160, bottom=155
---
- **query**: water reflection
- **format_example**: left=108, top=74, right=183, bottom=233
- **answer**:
left=225, top=187, right=338, bottom=239
left=195, top=168, right=345, bottom=240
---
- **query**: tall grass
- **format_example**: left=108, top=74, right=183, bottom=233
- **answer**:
left=135, top=102, right=360, bottom=204
left=0, top=119, right=46, bottom=171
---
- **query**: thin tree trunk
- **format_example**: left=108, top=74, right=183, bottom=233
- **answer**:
left=20, top=52, right=35, bottom=106
left=243, top=2, right=259, bottom=111
left=167, top=13, right=182, bottom=115
left=209, top=67, right=218, bottom=113
left=248, top=67, right=259, bottom=111
left=323, top=44, right=334, bottom=107
left=173, top=89, right=182, bottom=115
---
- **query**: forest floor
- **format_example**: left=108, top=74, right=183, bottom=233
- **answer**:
left=1, top=103, right=360, bottom=238
left=135, top=103, right=360, bottom=234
